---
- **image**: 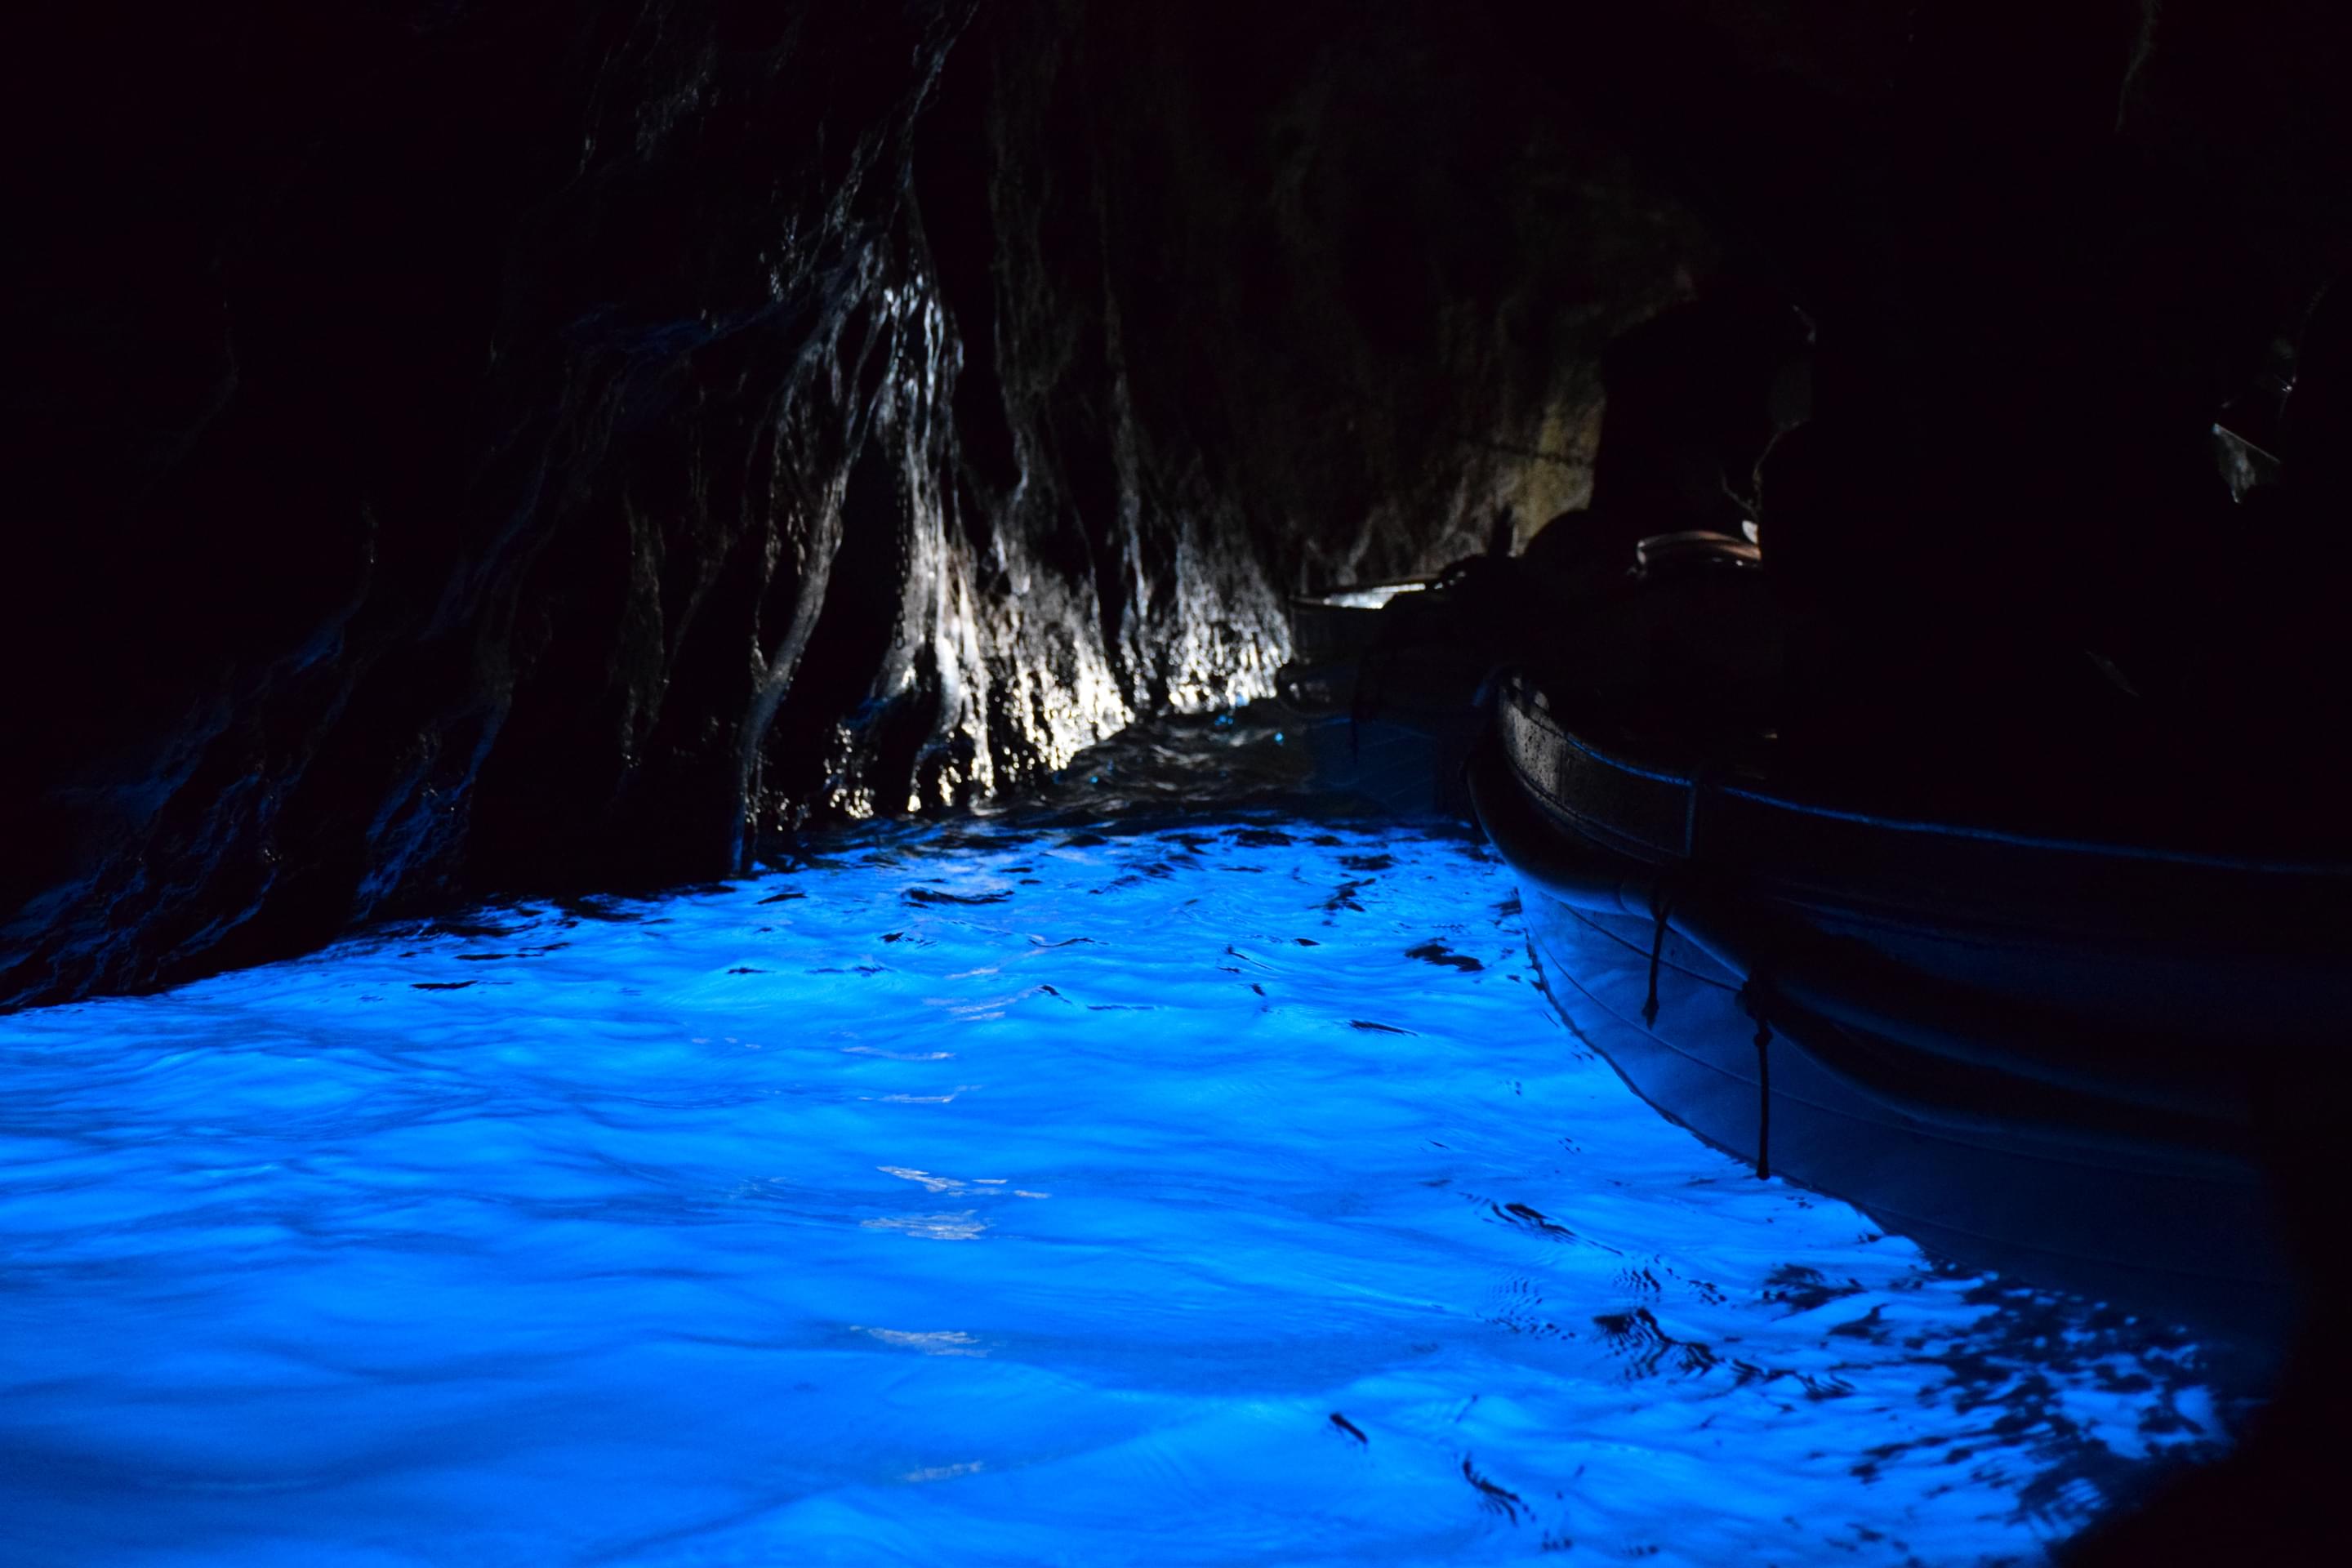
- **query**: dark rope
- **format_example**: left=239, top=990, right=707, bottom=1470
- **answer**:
left=1740, top=979, right=1773, bottom=1180
left=1685, top=757, right=1735, bottom=859
left=1650, top=760, right=1726, bottom=1027
left=1641, top=895, right=1673, bottom=1025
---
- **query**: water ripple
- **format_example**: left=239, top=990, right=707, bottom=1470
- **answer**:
left=0, top=816, right=2232, bottom=1565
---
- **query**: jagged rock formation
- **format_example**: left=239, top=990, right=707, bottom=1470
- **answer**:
left=7, top=0, right=2350, bottom=1008
left=1, top=0, right=1700, bottom=1006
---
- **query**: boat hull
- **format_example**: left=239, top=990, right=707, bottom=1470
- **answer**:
left=1518, top=884, right=2294, bottom=1352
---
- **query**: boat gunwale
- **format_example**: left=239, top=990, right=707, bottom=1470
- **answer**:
left=1505, top=675, right=2352, bottom=879
left=1468, top=712, right=2310, bottom=1121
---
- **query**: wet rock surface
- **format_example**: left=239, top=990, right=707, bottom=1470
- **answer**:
left=2, top=0, right=1698, bottom=1007
left=8, top=0, right=2352, bottom=1015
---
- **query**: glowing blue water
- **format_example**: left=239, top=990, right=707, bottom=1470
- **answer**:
left=0, top=815, right=2227, bottom=1565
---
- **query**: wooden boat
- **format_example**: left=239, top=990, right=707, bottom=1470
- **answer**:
left=1285, top=577, right=1432, bottom=666
left=1269, top=530, right=1766, bottom=817
left=1469, top=599, right=2350, bottom=1358
left=1274, top=578, right=1481, bottom=817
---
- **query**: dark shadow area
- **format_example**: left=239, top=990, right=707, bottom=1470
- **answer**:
left=10, top=1, right=2352, bottom=1554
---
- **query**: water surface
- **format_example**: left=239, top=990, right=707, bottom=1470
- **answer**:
left=0, top=747, right=2231, bottom=1565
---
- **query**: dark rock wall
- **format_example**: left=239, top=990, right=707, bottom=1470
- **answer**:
left=6, top=2, right=987, bottom=1004
left=2, top=0, right=1700, bottom=1006
left=7, top=0, right=2350, bottom=1008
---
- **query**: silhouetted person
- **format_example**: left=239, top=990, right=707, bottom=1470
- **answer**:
left=1756, top=403, right=2171, bottom=822
left=2060, top=283, right=2352, bottom=1535
left=2181, top=282, right=2352, bottom=805
left=1588, top=288, right=1811, bottom=532
left=1523, top=287, right=1811, bottom=587
left=2279, top=283, right=2352, bottom=510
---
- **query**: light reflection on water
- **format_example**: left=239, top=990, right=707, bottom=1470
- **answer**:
left=0, top=794, right=2231, bottom=1564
